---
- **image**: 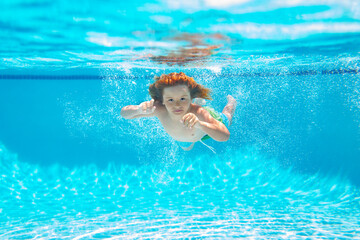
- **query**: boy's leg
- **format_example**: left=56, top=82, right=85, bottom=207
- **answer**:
left=222, top=95, right=237, bottom=126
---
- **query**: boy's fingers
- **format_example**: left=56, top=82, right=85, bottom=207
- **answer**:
left=183, top=114, right=196, bottom=127
left=189, top=118, right=196, bottom=127
left=182, top=118, right=188, bottom=126
left=191, top=119, right=198, bottom=127
left=142, top=102, right=149, bottom=111
left=184, top=115, right=192, bottom=123
left=187, top=117, right=195, bottom=127
left=146, top=101, right=150, bottom=108
left=187, top=117, right=197, bottom=128
left=184, top=113, right=192, bottom=120
left=181, top=115, right=187, bottom=122
left=140, top=101, right=155, bottom=114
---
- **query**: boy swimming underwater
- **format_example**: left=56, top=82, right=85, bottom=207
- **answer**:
left=121, top=72, right=236, bottom=151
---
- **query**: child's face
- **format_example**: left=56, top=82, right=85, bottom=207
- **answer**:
left=162, top=85, right=191, bottom=116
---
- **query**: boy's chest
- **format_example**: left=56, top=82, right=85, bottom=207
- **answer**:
left=159, top=117, right=205, bottom=142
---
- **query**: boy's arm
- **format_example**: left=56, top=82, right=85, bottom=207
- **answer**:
left=121, top=100, right=158, bottom=119
left=182, top=107, right=230, bottom=142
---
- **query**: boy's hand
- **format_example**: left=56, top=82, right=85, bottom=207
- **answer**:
left=138, top=99, right=156, bottom=114
left=181, top=113, right=200, bottom=129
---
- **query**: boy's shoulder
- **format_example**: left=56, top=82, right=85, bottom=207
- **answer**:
left=153, top=101, right=167, bottom=115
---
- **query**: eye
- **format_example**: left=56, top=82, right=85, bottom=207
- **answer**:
left=168, top=99, right=173, bottom=102
left=181, top=97, right=186, bottom=101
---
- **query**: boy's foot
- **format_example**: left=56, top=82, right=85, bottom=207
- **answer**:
left=222, top=95, right=237, bottom=125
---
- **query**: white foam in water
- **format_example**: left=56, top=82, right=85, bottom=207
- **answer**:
left=86, top=32, right=180, bottom=48
left=206, top=65, right=222, bottom=74
left=210, top=22, right=360, bottom=40
left=159, top=0, right=360, bottom=20
left=149, top=15, right=174, bottom=25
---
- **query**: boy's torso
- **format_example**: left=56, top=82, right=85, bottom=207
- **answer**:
left=155, top=103, right=206, bottom=142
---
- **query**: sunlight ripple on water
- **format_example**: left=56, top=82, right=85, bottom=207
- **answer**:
left=1, top=144, right=359, bottom=239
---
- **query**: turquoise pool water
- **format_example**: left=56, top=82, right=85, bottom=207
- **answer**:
left=1, top=0, right=360, bottom=238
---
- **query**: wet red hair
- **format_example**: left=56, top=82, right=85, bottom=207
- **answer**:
left=149, top=72, right=212, bottom=103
